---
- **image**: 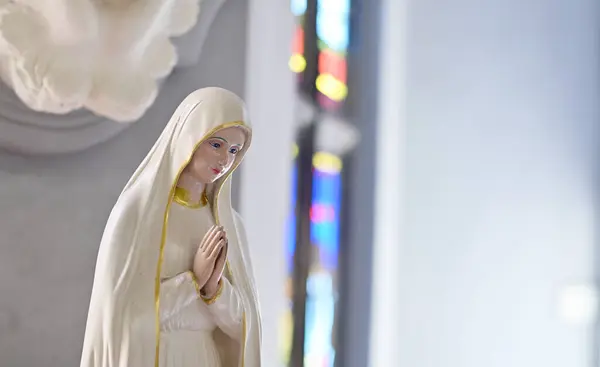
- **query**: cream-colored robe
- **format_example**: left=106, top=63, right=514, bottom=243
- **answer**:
left=159, top=201, right=242, bottom=366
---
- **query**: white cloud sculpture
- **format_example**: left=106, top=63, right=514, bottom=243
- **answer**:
left=0, top=0, right=201, bottom=122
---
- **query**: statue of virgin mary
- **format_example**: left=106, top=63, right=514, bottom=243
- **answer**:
left=80, top=87, right=262, bottom=367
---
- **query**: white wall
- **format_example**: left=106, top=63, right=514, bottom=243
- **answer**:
left=241, top=0, right=295, bottom=366
left=374, top=0, right=600, bottom=366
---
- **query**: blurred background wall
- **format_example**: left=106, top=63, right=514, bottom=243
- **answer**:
left=394, top=1, right=600, bottom=366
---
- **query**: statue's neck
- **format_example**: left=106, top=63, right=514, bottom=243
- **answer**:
left=176, top=173, right=206, bottom=204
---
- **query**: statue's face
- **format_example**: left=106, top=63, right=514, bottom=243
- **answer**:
left=184, top=126, right=247, bottom=184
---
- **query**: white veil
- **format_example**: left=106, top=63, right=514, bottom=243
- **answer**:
left=81, top=87, right=261, bottom=367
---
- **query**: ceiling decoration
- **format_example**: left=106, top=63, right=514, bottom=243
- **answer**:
left=0, top=0, right=201, bottom=123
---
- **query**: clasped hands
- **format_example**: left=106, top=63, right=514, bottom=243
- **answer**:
left=192, top=225, right=227, bottom=299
